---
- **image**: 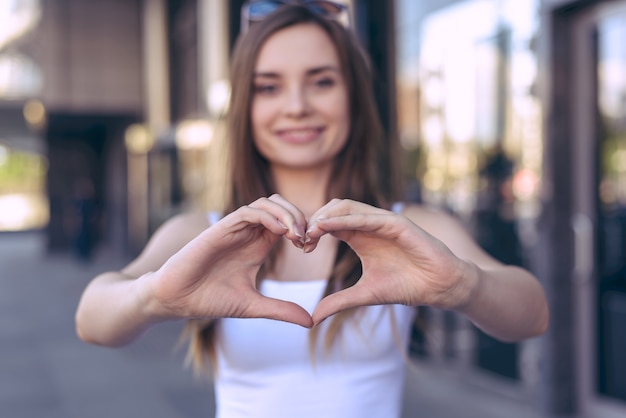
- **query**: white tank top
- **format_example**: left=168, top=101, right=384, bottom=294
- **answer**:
left=210, top=202, right=415, bottom=418
left=213, top=280, right=416, bottom=418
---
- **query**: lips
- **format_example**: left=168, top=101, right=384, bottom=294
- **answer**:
left=275, top=127, right=325, bottom=143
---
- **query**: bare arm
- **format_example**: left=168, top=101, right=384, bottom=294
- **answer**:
left=75, top=197, right=315, bottom=348
left=454, top=262, right=548, bottom=341
left=75, top=213, right=210, bottom=346
left=403, top=205, right=548, bottom=341
left=307, top=200, right=549, bottom=342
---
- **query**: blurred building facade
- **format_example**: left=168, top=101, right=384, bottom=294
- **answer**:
left=395, top=1, right=626, bottom=417
left=0, top=0, right=625, bottom=417
left=0, top=1, right=48, bottom=231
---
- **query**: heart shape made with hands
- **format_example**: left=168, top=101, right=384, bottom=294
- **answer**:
left=257, top=208, right=454, bottom=328
left=295, top=216, right=405, bottom=327
left=188, top=198, right=461, bottom=330
left=284, top=207, right=464, bottom=328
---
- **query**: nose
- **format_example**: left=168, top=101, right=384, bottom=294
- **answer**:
left=284, top=85, right=310, bottom=117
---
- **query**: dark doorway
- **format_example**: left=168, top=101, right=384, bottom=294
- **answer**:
left=45, top=113, right=137, bottom=259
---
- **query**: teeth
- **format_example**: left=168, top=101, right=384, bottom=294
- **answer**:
left=280, top=128, right=320, bottom=141
left=288, top=130, right=316, bottom=138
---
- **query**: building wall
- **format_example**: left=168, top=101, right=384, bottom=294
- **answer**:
left=539, top=1, right=626, bottom=416
left=30, top=0, right=143, bottom=114
left=397, top=1, right=626, bottom=417
left=22, top=0, right=145, bottom=254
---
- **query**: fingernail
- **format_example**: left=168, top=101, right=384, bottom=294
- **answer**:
left=277, top=221, right=289, bottom=230
left=294, top=225, right=305, bottom=239
left=312, top=318, right=326, bottom=328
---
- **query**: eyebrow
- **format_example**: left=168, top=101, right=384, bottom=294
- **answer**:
left=253, top=65, right=341, bottom=78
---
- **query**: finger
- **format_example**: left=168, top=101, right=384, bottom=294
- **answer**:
left=307, top=200, right=391, bottom=235
left=248, top=294, right=313, bottom=328
left=307, top=198, right=345, bottom=226
left=312, top=213, right=406, bottom=241
left=249, top=196, right=306, bottom=245
left=222, top=206, right=290, bottom=237
left=301, top=219, right=325, bottom=253
left=311, top=285, right=375, bottom=325
left=304, top=199, right=349, bottom=251
left=267, top=194, right=307, bottom=228
left=267, top=194, right=308, bottom=248
left=309, top=198, right=389, bottom=221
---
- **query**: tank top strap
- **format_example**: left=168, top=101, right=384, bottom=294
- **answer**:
left=390, top=201, right=405, bottom=214
left=207, top=211, right=222, bottom=225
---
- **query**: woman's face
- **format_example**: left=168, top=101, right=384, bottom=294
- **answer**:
left=251, top=23, right=350, bottom=171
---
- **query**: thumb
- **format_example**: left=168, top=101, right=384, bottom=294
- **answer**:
left=311, top=286, right=371, bottom=325
left=249, top=294, right=314, bottom=328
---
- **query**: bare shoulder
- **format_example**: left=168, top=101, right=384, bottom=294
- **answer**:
left=400, top=203, right=463, bottom=237
left=399, top=203, right=499, bottom=266
left=122, top=211, right=212, bottom=276
left=156, top=211, right=213, bottom=237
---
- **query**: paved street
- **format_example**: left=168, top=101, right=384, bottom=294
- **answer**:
left=0, top=232, right=544, bottom=418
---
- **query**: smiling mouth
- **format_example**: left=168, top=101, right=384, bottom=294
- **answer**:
left=276, top=127, right=324, bottom=143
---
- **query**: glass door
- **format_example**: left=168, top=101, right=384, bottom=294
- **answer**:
left=395, top=0, right=542, bottom=385
left=573, top=2, right=626, bottom=416
left=596, top=8, right=626, bottom=404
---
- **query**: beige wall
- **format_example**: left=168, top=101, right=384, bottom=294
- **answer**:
left=30, top=0, right=143, bottom=113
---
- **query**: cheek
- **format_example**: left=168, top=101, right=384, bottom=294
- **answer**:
left=250, top=101, right=266, bottom=136
left=250, top=101, right=278, bottom=153
left=332, top=97, right=351, bottom=145
left=250, top=101, right=276, bottom=156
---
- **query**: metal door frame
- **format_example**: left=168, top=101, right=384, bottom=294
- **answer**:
left=571, top=2, right=626, bottom=417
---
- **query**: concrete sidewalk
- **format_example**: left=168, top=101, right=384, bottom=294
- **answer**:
left=0, top=232, right=543, bottom=418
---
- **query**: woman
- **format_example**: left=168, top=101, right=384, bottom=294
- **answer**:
left=75, top=2, right=549, bottom=417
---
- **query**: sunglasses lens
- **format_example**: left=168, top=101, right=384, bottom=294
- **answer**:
left=247, top=1, right=283, bottom=21
left=244, top=0, right=348, bottom=31
left=306, top=1, right=344, bottom=18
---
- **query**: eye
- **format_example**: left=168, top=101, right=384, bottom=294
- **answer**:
left=314, top=77, right=335, bottom=89
left=254, top=83, right=279, bottom=95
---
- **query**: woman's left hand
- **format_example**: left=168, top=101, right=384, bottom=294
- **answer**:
left=305, top=199, right=478, bottom=325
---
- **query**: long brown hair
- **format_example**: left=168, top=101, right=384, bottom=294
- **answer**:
left=183, top=4, right=402, bottom=374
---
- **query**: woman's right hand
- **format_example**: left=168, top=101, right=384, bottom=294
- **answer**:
left=143, top=195, right=313, bottom=328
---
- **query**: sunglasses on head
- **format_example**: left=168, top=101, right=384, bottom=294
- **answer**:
left=240, top=0, right=350, bottom=34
